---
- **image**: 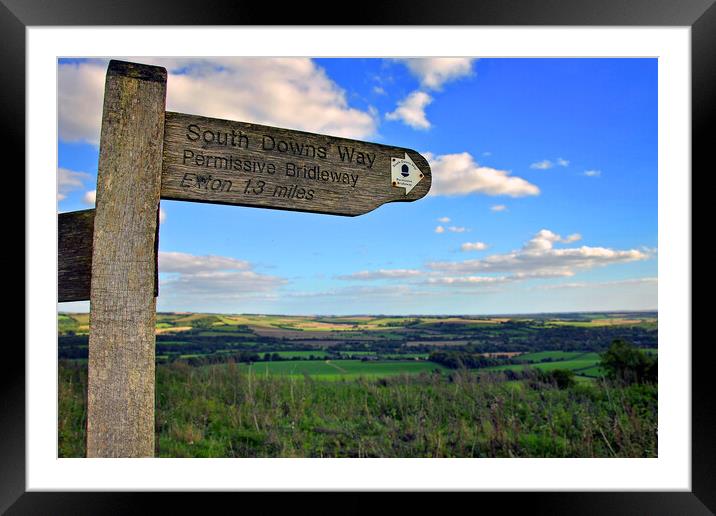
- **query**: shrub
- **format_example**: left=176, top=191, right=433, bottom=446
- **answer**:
left=600, top=340, right=657, bottom=384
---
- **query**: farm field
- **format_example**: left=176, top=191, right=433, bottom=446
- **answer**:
left=58, top=311, right=658, bottom=457
left=236, top=359, right=447, bottom=380
left=58, top=311, right=658, bottom=380
left=485, top=353, right=603, bottom=377
left=59, top=311, right=658, bottom=367
left=58, top=311, right=658, bottom=336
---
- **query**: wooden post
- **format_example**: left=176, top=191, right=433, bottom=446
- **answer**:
left=86, top=60, right=167, bottom=457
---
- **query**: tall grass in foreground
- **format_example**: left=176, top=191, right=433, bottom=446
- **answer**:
left=59, top=360, right=657, bottom=458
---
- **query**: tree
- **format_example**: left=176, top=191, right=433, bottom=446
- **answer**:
left=600, top=339, right=657, bottom=384
left=549, top=368, right=576, bottom=389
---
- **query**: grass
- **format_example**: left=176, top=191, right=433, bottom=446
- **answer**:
left=58, top=360, right=658, bottom=458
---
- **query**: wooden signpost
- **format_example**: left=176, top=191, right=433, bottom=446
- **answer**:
left=57, top=60, right=432, bottom=457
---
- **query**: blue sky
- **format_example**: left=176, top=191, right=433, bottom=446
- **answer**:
left=58, top=57, right=657, bottom=315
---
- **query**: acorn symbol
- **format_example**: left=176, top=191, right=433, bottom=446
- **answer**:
left=401, top=164, right=410, bottom=177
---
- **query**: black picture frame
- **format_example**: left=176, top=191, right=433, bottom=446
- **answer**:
left=9, top=0, right=709, bottom=513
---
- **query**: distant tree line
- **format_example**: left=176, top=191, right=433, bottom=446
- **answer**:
left=427, top=350, right=517, bottom=370
left=59, top=323, right=658, bottom=364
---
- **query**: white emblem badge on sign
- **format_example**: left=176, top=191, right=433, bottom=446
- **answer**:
left=391, top=153, right=423, bottom=195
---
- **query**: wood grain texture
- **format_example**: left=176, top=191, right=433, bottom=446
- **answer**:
left=86, top=60, right=166, bottom=458
left=161, top=111, right=432, bottom=216
left=58, top=209, right=94, bottom=302
left=58, top=209, right=159, bottom=302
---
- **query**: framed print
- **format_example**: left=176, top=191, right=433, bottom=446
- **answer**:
left=9, top=0, right=710, bottom=512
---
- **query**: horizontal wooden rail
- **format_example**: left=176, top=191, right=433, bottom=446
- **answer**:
left=58, top=208, right=159, bottom=302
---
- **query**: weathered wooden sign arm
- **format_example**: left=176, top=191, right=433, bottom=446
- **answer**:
left=161, top=112, right=431, bottom=216
left=58, top=59, right=432, bottom=458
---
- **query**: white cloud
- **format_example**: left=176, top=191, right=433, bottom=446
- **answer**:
left=82, top=190, right=96, bottom=205
left=437, top=216, right=451, bottom=223
left=531, top=158, right=570, bottom=170
left=522, top=229, right=565, bottom=252
left=427, top=229, right=650, bottom=277
left=530, top=160, right=554, bottom=170
left=584, top=170, right=602, bottom=177
left=58, top=63, right=107, bottom=145
left=161, top=270, right=286, bottom=298
left=58, top=58, right=378, bottom=145
left=491, top=204, right=508, bottom=212
left=58, top=168, right=92, bottom=201
left=385, top=90, right=432, bottom=129
left=338, top=269, right=422, bottom=280
left=159, top=251, right=251, bottom=273
left=383, top=58, right=475, bottom=131
left=322, top=231, right=652, bottom=295
left=427, top=275, right=508, bottom=285
left=159, top=208, right=167, bottom=224
left=158, top=251, right=285, bottom=300
left=373, top=86, right=386, bottom=95
left=426, top=152, right=539, bottom=197
left=435, top=225, right=468, bottom=234
left=397, top=58, right=475, bottom=90
left=461, top=241, right=488, bottom=252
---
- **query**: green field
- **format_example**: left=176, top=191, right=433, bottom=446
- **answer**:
left=485, top=352, right=600, bottom=376
left=576, top=366, right=606, bottom=378
left=483, top=349, right=656, bottom=380
left=238, top=359, right=446, bottom=380
left=57, top=310, right=658, bottom=458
